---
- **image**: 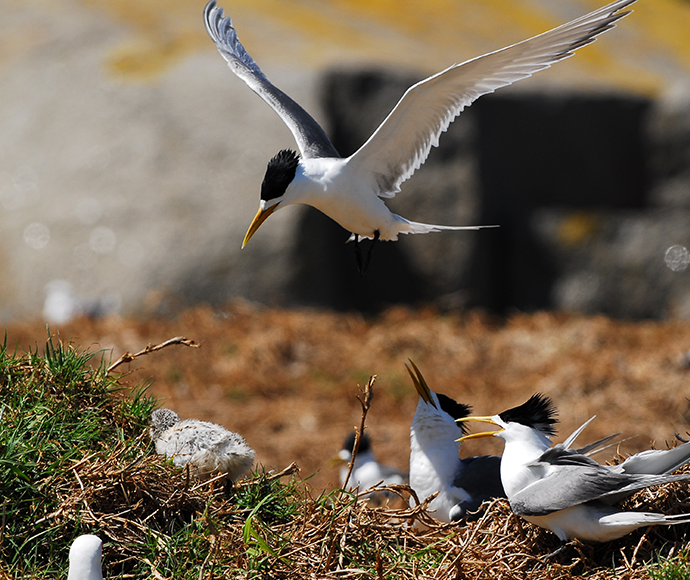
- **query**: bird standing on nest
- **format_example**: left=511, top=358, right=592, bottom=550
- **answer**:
left=459, top=394, right=690, bottom=542
left=406, top=360, right=505, bottom=522
left=150, top=408, right=255, bottom=482
left=68, top=535, right=103, bottom=580
left=203, top=0, right=636, bottom=273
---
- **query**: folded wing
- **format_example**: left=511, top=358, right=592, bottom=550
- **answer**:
left=510, top=445, right=690, bottom=517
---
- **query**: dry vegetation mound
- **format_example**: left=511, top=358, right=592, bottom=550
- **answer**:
left=2, top=311, right=690, bottom=578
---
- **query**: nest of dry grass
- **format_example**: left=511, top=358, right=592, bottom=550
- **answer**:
left=44, top=440, right=690, bottom=579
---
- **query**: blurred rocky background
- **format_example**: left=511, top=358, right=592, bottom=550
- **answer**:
left=2, top=0, right=690, bottom=322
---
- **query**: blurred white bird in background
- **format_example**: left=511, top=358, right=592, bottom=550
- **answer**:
left=331, top=431, right=407, bottom=504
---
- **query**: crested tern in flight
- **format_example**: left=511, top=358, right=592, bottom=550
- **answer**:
left=459, top=394, right=690, bottom=542
left=150, top=408, right=255, bottom=482
left=406, top=360, right=504, bottom=522
left=204, top=0, right=637, bottom=273
left=331, top=431, right=407, bottom=503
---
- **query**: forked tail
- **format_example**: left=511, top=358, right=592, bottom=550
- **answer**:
left=399, top=219, right=498, bottom=236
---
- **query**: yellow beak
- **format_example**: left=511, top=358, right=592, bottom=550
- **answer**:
left=242, top=202, right=280, bottom=248
left=405, top=359, right=436, bottom=408
left=327, top=454, right=347, bottom=468
left=456, top=416, right=503, bottom=442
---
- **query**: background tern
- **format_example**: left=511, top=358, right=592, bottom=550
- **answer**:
left=204, top=0, right=637, bottom=273
left=406, top=360, right=504, bottom=522
left=330, top=431, right=407, bottom=504
left=459, top=394, right=690, bottom=542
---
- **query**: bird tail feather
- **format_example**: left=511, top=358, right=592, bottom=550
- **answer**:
left=600, top=511, right=690, bottom=529
left=618, top=441, right=690, bottom=476
left=399, top=219, right=498, bottom=236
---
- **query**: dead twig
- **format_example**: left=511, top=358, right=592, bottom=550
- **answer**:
left=107, top=336, right=200, bottom=373
left=342, top=375, right=376, bottom=491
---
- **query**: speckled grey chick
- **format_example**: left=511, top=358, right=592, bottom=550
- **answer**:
left=150, top=409, right=255, bottom=481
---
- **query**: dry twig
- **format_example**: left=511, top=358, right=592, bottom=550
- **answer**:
left=342, top=375, right=376, bottom=490
left=107, top=336, right=200, bottom=373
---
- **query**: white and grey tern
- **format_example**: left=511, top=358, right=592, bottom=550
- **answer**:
left=204, top=0, right=637, bottom=273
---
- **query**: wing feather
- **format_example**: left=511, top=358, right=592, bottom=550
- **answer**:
left=348, top=0, right=637, bottom=198
left=510, top=445, right=690, bottom=516
left=204, top=1, right=340, bottom=159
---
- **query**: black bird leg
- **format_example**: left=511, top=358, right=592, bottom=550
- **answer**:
left=541, top=542, right=569, bottom=563
left=362, top=230, right=380, bottom=274
left=353, top=231, right=380, bottom=276
left=354, top=234, right=364, bottom=275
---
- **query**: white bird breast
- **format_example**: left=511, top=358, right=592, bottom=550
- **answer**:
left=286, top=158, right=406, bottom=240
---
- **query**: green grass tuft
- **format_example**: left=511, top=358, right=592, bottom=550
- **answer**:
left=648, top=551, right=690, bottom=580
left=0, top=332, right=158, bottom=576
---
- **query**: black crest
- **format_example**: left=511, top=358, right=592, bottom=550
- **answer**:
left=343, top=432, right=371, bottom=454
left=261, top=149, right=299, bottom=202
left=498, top=393, right=558, bottom=436
left=437, top=393, right=472, bottom=434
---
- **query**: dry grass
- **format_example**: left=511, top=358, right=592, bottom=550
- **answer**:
left=3, top=304, right=690, bottom=578
left=32, top=446, right=690, bottom=579
left=7, top=303, right=690, bottom=492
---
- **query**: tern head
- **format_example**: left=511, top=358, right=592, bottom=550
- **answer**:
left=243, top=149, right=300, bottom=248
left=456, top=393, right=558, bottom=443
left=150, top=408, right=180, bottom=440
left=328, top=432, right=374, bottom=468
left=406, top=359, right=471, bottom=434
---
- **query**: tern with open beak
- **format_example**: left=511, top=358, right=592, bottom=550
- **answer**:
left=204, top=0, right=637, bottom=273
left=458, top=394, right=690, bottom=542
left=406, top=360, right=504, bottom=522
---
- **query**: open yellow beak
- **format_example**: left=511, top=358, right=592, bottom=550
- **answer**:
left=456, top=416, right=503, bottom=442
left=242, top=202, right=280, bottom=248
left=405, top=359, right=436, bottom=408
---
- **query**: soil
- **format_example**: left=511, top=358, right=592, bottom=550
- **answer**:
left=5, top=303, right=690, bottom=493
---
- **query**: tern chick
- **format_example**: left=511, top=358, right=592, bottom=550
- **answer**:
left=150, top=408, right=255, bottom=482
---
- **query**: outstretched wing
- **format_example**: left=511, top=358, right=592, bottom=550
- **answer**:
left=348, top=0, right=636, bottom=199
left=204, top=1, right=340, bottom=159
